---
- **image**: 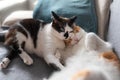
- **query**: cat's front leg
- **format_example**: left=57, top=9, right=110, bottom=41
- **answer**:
left=16, top=44, right=33, bottom=65
left=0, top=48, right=18, bottom=69
left=55, top=49, right=65, bottom=65
left=44, top=54, right=64, bottom=70
left=19, top=51, right=33, bottom=65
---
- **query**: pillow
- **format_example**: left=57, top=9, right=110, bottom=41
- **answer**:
left=33, top=0, right=98, bottom=33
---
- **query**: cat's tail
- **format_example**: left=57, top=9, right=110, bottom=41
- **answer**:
left=72, top=69, right=108, bottom=80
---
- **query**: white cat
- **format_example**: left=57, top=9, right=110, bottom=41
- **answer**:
left=47, top=25, right=120, bottom=80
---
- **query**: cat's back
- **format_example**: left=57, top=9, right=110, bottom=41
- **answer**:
left=15, top=18, right=46, bottom=34
left=6, top=19, right=47, bottom=53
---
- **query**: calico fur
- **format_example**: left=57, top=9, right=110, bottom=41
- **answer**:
left=47, top=26, right=120, bottom=80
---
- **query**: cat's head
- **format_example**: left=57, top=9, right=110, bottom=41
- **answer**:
left=51, top=11, right=79, bottom=40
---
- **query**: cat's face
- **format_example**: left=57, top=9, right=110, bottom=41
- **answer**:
left=51, top=11, right=77, bottom=40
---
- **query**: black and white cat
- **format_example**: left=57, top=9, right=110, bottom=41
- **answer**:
left=0, top=11, right=77, bottom=69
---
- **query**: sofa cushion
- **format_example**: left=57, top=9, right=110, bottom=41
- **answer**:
left=33, top=0, right=98, bottom=33
left=107, top=0, right=120, bottom=58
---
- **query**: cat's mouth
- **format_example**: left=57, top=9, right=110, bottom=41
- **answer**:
left=73, top=37, right=79, bottom=42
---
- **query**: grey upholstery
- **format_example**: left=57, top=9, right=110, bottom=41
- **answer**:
left=0, top=44, right=54, bottom=80
left=107, top=0, right=120, bottom=58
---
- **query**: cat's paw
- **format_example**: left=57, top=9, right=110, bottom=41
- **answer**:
left=23, top=57, right=33, bottom=65
left=0, top=58, right=10, bottom=69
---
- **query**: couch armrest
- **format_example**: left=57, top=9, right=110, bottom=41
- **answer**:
left=0, top=0, right=29, bottom=24
left=2, top=10, right=33, bottom=26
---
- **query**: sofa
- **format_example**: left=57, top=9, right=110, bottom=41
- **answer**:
left=0, top=0, right=37, bottom=25
left=0, top=0, right=120, bottom=80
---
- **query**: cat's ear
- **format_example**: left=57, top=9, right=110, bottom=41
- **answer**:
left=70, top=16, right=77, bottom=23
left=51, top=11, right=61, bottom=22
left=68, top=16, right=77, bottom=26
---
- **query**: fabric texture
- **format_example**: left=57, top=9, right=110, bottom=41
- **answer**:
left=95, top=0, right=112, bottom=39
left=107, top=0, right=120, bottom=58
left=33, top=0, right=98, bottom=33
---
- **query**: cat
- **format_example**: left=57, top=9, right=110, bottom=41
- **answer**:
left=0, top=11, right=77, bottom=70
left=47, top=25, right=120, bottom=80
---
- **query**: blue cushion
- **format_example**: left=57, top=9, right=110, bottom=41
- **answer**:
left=33, top=0, right=98, bottom=33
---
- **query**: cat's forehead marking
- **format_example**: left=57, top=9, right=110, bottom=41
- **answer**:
left=71, top=69, right=90, bottom=80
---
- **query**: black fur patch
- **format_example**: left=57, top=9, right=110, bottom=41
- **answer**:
left=12, top=40, right=22, bottom=54
left=6, top=48, right=18, bottom=60
left=20, top=19, right=42, bottom=48
left=51, top=12, right=77, bottom=33
left=64, top=31, right=69, bottom=39
left=5, top=40, right=23, bottom=60
left=52, top=21, right=65, bottom=33
left=5, top=40, right=20, bottom=60
left=10, top=25, right=28, bottom=38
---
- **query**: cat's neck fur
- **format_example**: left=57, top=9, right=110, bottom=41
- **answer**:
left=45, top=23, right=64, bottom=41
left=44, top=23, right=65, bottom=49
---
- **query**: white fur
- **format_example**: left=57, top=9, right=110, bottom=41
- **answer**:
left=47, top=28, right=120, bottom=80
left=19, top=51, right=33, bottom=65
left=0, top=58, right=10, bottom=69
